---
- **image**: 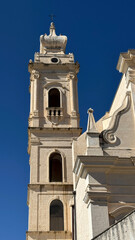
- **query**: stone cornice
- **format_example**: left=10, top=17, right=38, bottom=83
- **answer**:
left=84, top=191, right=110, bottom=204
left=26, top=231, right=72, bottom=238
left=27, top=127, right=82, bottom=154
left=28, top=183, right=73, bottom=194
left=117, top=49, right=135, bottom=74
left=28, top=182, right=73, bottom=194
left=83, top=183, right=110, bottom=204
left=73, top=155, right=135, bottom=179
left=28, top=61, right=79, bottom=74
left=28, top=182, right=73, bottom=187
left=28, top=127, right=82, bottom=134
left=30, top=137, right=41, bottom=145
left=28, top=183, right=73, bottom=192
left=27, top=183, right=73, bottom=205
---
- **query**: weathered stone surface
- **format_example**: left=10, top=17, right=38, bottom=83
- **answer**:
left=93, top=210, right=135, bottom=240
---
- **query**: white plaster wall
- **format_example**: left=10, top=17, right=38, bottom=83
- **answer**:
left=102, top=74, right=127, bottom=130
left=76, top=178, right=90, bottom=240
left=109, top=75, right=127, bottom=116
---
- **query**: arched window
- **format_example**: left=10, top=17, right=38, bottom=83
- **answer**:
left=50, top=200, right=64, bottom=231
left=49, top=152, right=62, bottom=182
left=49, top=88, right=60, bottom=108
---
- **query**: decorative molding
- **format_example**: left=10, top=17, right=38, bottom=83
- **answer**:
left=126, top=67, right=135, bottom=85
left=43, top=82, right=64, bottom=91
left=31, top=137, right=40, bottom=145
left=117, top=50, right=135, bottom=74
left=83, top=185, right=110, bottom=204
left=102, top=91, right=131, bottom=144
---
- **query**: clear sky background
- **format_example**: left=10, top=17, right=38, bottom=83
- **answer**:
left=1, top=0, right=135, bottom=239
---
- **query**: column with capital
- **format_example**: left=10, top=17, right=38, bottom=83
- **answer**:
left=32, top=70, right=40, bottom=127
left=68, top=73, right=80, bottom=127
left=69, top=73, right=76, bottom=115
left=29, top=77, right=34, bottom=116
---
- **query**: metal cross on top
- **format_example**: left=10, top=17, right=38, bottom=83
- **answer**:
left=49, top=14, right=56, bottom=22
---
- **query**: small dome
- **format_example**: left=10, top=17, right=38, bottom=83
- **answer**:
left=40, top=22, right=67, bottom=54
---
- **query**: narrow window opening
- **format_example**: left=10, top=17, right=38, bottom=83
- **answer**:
left=49, top=88, right=60, bottom=107
left=49, top=152, right=62, bottom=182
left=50, top=200, right=64, bottom=231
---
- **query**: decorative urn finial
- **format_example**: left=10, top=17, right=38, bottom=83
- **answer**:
left=49, top=22, right=56, bottom=36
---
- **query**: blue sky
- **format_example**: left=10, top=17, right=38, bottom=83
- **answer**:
left=0, top=0, right=135, bottom=239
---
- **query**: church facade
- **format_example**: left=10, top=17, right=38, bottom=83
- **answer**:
left=26, top=23, right=135, bottom=240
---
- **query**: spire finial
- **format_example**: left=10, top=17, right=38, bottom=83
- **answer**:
left=87, top=108, right=98, bottom=133
left=49, top=21, right=56, bottom=36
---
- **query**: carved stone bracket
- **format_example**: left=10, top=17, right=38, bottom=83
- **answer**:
left=67, top=73, right=75, bottom=81
left=102, top=91, right=131, bottom=144
left=31, top=70, right=40, bottom=81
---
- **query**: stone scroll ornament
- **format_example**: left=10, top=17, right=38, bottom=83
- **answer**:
left=102, top=91, right=131, bottom=144
left=31, top=70, right=40, bottom=80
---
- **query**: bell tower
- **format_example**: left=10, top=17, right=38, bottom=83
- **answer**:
left=27, top=22, right=81, bottom=240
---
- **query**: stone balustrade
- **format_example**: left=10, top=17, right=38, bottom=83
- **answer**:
left=46, top=107, right=63, bottom=117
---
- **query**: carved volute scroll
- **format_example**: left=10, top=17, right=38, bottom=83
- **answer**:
left=102, top=91, right=131, bottom=144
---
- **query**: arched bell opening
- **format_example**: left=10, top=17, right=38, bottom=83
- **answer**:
left=49, top=152, right=62, bottom=182
left=50, top=199, right=64, bottom=231
left=49, top=88, right=60, bottom=108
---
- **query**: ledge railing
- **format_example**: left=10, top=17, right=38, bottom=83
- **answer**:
left=46, top=107, right=63, bottom=117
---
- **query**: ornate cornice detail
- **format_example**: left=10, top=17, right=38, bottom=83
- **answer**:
left=30, top=70, right=40, bottom=81
left=67, top=72, right=75, bottom=81
left=102, top=91, right=131, bottom=144
left=126, top=67, right=135, bottom=85
left=31, top=137, right=40, bottom=145
left=117, top=49, right=135, bottom=74
left=83, top=184, right=110, bottom=204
